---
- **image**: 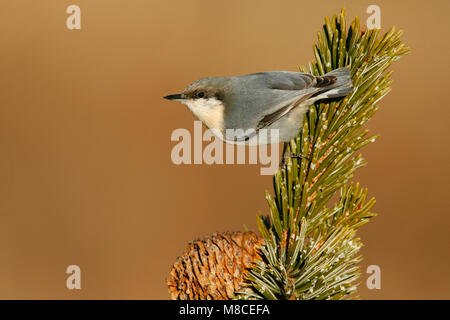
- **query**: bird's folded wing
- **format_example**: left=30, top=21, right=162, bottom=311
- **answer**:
left=255, top=89, right=320, bottom=130
left=253, top=71, right=340, bottom=130
left=245, top=71, right=316, bottom=90
left=226, top=90, right=318, bottom=143
left=225, top=71, right=339, bottom=141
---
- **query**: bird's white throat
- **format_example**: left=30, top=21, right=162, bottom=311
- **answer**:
left=182, top=98, right=224, bottom=131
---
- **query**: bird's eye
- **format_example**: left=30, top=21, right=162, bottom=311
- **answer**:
left=197, top=91, right=205, bottom=98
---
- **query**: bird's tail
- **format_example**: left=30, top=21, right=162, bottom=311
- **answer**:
left=315, top=67, right=353, bottom=99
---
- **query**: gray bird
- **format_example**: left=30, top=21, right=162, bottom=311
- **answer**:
left=164, top=67, right=352, bottom=145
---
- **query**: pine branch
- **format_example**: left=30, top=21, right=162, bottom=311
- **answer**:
left=239, top=9, right=410, bottom=300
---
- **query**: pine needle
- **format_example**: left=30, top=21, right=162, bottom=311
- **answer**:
left=239, top=8, right=410, bottom=300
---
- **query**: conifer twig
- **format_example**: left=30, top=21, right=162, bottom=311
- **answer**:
left=239, top=8, right=410, bottom=300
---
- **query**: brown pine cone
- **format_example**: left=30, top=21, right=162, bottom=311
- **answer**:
left=167, top=231, right=263, bottom=300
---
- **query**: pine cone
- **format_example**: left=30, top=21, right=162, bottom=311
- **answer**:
left=167, top=231, right=263, bottom=300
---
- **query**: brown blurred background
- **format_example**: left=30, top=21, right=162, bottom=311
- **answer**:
left=0, top=0, right=449, bottom=299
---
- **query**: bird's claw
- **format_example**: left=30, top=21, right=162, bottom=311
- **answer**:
left=280, top=152, right=309, bottom=168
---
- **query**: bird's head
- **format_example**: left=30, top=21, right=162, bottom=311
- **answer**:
left=164, top=78, right=231, bottom=131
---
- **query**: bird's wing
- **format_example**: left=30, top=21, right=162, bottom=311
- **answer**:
left=227, top=90, right=318, bottom=143
left=250, top=71, right=338, bottom=90
left=252, top=72, right=338, bottom=129
left=224, top=71, right=338, bottom=141
left=255, top=89, right=319, bottom=130
left=245, top=71, right=316, bottom=90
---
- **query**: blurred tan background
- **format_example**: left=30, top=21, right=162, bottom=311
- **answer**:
left=0, top=0, right=449, bottom=299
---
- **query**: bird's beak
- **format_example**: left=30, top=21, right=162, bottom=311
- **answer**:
left=163, top=94, right=185, bottom=101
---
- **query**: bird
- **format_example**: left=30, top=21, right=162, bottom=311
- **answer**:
left=164, top=67, right=352, bottom=146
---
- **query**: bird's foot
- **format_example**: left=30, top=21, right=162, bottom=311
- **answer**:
left=280, top=152, right=309, bottom=168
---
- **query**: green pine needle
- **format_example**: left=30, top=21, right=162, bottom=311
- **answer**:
left=238, top=8, right=409, bottom=300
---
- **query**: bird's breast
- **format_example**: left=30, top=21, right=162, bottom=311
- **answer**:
left=183, top=98, right=225, bottom=131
